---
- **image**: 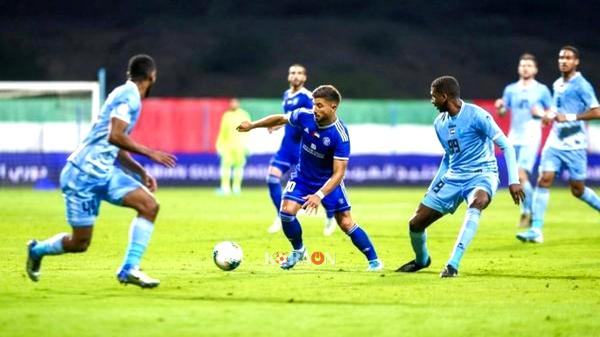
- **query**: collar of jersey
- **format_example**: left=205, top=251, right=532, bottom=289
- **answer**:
left=126, top=80, right=141, bottom=100
left=559, top=72, right=581, bottom=85
left=316, top=117, right=339, bottom=129
left=286, top=87, right=310, bottom=98
left=448, top=100, right=465, bottom=119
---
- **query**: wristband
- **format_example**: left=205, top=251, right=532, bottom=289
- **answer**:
left=565, top=114, right=577, bottom=122
left=315, top=190, right=325, bottom=199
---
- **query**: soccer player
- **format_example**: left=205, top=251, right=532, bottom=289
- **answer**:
left=517, top=46, right=600, bottom=243
left=216, top=98, right=250, bottom=195
left=266, top=64, right=335, bottom=236
left=26, top=55, right=176, bottom=288
left=397, top=76, right=524, bottom=278
left=495, top=54, right=552, bottom=227
left=238, top=85, right=383, bottom=271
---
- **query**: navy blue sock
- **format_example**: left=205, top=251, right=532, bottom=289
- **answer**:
left=347, top=224, right=378, bottom=261
left=280, top=211, right=303, bottom=250
left=267, top=174, right=283, bottom=214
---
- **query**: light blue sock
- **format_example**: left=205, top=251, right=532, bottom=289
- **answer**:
left=522, top=180, right=533, bottom=215
left=409, top=230, right=429, bottom=266
left=448, top=208, right=481, bottom=269
left=347, top=224, right=378, bottom=261
left=121, top=217, right=154, bottom=270
left=31, top=232, right=67, bottom=258
left=531, top=187, right=550, bottom=230
left=578, top=187, right=600, bottom=212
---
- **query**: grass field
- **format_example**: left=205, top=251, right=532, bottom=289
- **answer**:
left=0, top=187, right=599, bottom=337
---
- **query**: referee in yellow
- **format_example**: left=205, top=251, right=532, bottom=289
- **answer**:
left=216, top=98, right=251, bottom=195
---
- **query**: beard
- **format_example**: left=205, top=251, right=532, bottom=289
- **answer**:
left=144, top=84, right=154, bottom=98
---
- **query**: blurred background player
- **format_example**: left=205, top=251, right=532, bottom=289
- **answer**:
left=26, top=55, right=177, bottom=288
left=238, top=85, right=383, bottom=271
left=216, top=98, right=250, bottom=195
left=266, top=64, right=336, bottom=235
left=517, top=46, right=600, bottom=243
left=495, top=53, right=552, bottom=227
left=397, top=76, right=524, bottom=278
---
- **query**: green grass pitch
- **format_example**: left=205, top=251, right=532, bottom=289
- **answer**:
left=1, top=187, right=599, bottom=336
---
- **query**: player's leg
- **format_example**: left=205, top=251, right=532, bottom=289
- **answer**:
left=279, top=197, right=305, bottom=269
left=443, top=183, right=494, bottom=278
left=106, top=169, right=160, bottom=288
left=231, top=148, right=246, bottom=195
left=515, top=145, right=537, bottom=227
left=219, top=152, right=232, bottom=195
left=26, top=164, right=100, bottom=282
left=266, top=155, right=292, bottom=233
left=567, top=149, right=600, bottom=212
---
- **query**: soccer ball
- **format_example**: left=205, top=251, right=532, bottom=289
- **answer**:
left=213, top=241, right=243, bottom=271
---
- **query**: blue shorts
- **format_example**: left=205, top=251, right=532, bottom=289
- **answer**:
left=514, top=144, right=539, bottom=173
left=282, top=176, right=351, bottom=213
left=422, top=173, right=499, bottom=214
left=269, top=146, right=300, bottom=173
left=538, top=147, right=587, bottom=181
left=60, top=163, right=144, bottom=227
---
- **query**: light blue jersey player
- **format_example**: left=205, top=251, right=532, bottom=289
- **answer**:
left=496, top=54, right=552, bottom=227
left=26, top=55, right=177, bottom=288
left=266, top=64, right=335, bottom=236
left=397, top=76, right=524, bottom=278
left=239, top=85, right=383, bottom=271
left=518, top=46, right=600, bottom=243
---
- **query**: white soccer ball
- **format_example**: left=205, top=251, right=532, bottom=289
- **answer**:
left=213, top=241, right=243, bottom=271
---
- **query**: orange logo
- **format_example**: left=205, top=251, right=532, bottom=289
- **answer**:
left=311, top=251, right=325, bottom=265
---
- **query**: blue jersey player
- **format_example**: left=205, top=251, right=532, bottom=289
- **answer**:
left=397, top=76, right=524, bottom=278
left=495, top=54, right=552, bottom=227
left=266, top=64, right=335, bottom=236
left=26, top=55, right=177, bottom=288
left=517, top=46, right=600, bottom=243
left=238, top=85, right=383, bottom=271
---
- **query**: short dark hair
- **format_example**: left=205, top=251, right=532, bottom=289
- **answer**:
left=560, top=45, right=580, bottom=59
left=127, top=54, right=156, bottom=81
left=520, top=53, right=537, bottom=66
left=289, top=63, right=307, bottom=74
left=431, top=76, right=460, bottom=98
left=312, top=85, right=341, bottom=104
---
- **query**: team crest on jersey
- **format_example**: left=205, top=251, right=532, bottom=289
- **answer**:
left=449, top=127, right=456, bottom=135
left=322, top=137, right=331, bottom=146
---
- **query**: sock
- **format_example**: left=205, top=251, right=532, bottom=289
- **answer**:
left=121, top=217, right=154, bottom=270
left=521, top=180, right=533, bottom=215
left=232, top=166, right=244, bottom=193
left=347, top=224, right=378, bottom=261
left=280, top=211, right=303, bottom=250
left=31, top=232, right=68, bottom=258
left=220, top=164, right=231, bottom=193
left=531, top=187, right=550, bottom=230
left=448, top=208, right=481, bottom=269
left=267, top=174, right=283, bottom=214
left=409, top=229, right=429, bottom=266
left=578, top=187, right=600, bottom=212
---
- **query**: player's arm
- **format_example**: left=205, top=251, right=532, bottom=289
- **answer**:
left=302, top=159, right=347, bottom=214
left=427, top=153, right=449, bottom=192
left=109, top=117, right=176, bottom=167
left=532, top=85, right=553, bottom=119
left=117, top=150, right=157, bottom=192
left=555, top=107, right=600, bottom=122
left=236, top=114, right=288, bottom=132
left=555, top=83, right=600, bottom=122
left=493, top=133, right=524, bottom=204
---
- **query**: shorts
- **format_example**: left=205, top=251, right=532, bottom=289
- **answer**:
left=282, top=176, right=351, bottom=213
left=60, top=163, right=144, bottom=227
left=538, top=147, right=587, bottom=181
left=422, top=172, right=499, bottom=214
left=269, top=147, right=300, bottom=174
left=514, top=144, right=539, bottom=173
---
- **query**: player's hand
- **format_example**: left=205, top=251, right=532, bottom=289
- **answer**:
left=142, top=171, right=158, bottom=192
left=149, top=150, right=177, bottom=168
left=268, top=125, right=284, bottom=133
left=554, top=113, right=567, bottom=123
left=508, top=183, right=525, bottom=205
left=302, top=194, right=321, bottom=215
left=236, top=121, right=254, bottom=132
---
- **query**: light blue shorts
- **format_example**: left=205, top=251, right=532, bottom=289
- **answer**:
left=514, top=144, right=539, bottom=173
left=538, top=147, right=587, bottom=181
left=60, top=163, right=143, bottom=227
left=422, top=173, right=499, bottom=214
